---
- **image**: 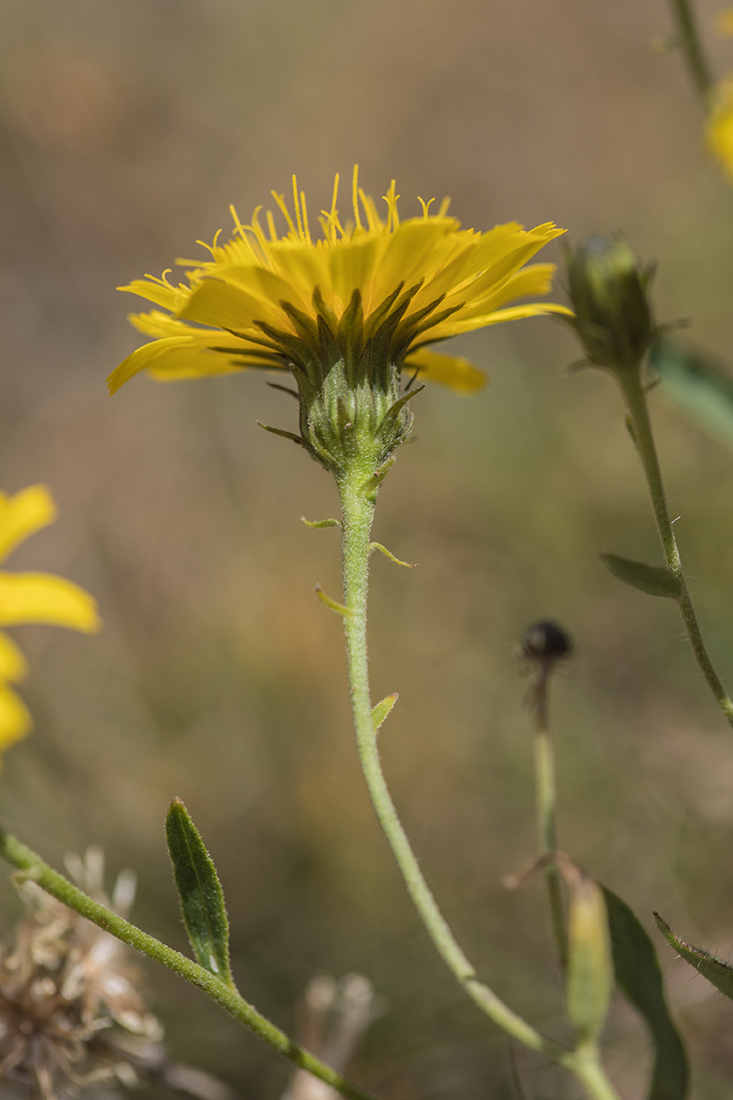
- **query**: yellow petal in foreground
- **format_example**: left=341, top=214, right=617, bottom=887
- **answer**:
left=0, top=573, right=100, bottom=632
left=404, top=350, right=488, bottom=394
left=0, top=682, right=31, bottom=753
left=0, top=486, right=56, bottom=564
left=0, top=632, right=28, bottom=682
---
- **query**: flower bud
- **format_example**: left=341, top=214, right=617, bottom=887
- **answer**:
left=520, top=619, right=573, bottom=663
left=565, top=235, right=655, bottom=373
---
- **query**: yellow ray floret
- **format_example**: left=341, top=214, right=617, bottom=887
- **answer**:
left=110, top=168, right=571, bottom=395
left=0, top=485, right=100, bottom=758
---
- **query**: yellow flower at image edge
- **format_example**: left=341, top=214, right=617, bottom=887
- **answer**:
left=708, top=79, right=733, bottom=185
left=109, top=168, right=571, bottom=399
left=0, top=485, right=99, bottom=756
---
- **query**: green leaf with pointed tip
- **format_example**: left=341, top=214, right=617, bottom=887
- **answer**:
left=650, top=339, right=733, bottom=450
left=165, top=799, right=234, bottom=987
left=603, top=890, right=688, bottom=1100
left=372, top=693, right=398, bottom=732
left=655, top=912, right=733, bottom=1000
left=301, top=516, right=342, bottom=530
left=600, top=553, right=682, bottom=598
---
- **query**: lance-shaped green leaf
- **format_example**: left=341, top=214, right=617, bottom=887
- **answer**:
left=650, top=338, right=733, bottom=450
left=603, top=889, right=688, bottom=1100
left=600, top=553, right=682, bottom=599
left=655, top=912, right=733, bottom=1000
left=372, top=693, right=398, bottom=732
left=165, top=798, right=235, bottom=988
left=558, top=857, right=613, bottom=1045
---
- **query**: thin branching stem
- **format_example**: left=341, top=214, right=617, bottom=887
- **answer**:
left=621, top=375, right=733, bottom=726
left=0, top=829, right=376, bottom=1100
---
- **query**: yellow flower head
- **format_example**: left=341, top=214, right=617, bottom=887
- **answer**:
left=110, top=169, right=569, bottom=476
left=0, top=486, right=100, bottom=758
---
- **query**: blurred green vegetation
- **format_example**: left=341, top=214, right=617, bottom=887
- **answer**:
left=2, top=0, right=733, bottom=1096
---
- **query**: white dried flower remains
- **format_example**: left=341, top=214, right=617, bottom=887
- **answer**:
left=0, top=847, right=161, bottom=1100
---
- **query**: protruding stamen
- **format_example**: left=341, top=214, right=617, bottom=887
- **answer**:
left=358, top=189, right=382, bottom=232
left=194, top=233, right=222, bottom=258
left=230, top=205, right=245, bottom=236
left=323, top=174, right=340, bottom=243
left=249, top=207, right=272, bottom=264
left=292, top=176, right=306, bottom=242
left=300, top=190, right=312, bottom=245
left=271, top=191, right=297, bottom=238
left=383, top=181, right=400, bottom=231
left=418, top=197, right=436, bottom=218
left=352, top=165, right=363, bottom=232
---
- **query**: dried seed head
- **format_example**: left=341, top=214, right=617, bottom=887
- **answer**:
left=0, top=849, right=161, bottom=1100
left=520, top=620, right=574, bottom=664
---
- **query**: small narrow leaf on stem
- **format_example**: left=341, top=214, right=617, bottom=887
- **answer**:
left=302, top=516, right=343, bottom=529
left=600, top=553, right=682, bottom=599
left=315, top=584, right=351, bottom=617
left=369, top=542, right=416, bottom=568
left=165, top=799, right=235, bottom=988
left=372, top=693, right=398, bottom=732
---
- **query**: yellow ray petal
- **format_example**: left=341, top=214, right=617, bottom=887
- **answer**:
left=0, top=681, right=31, bottom=755
left=118, top=277, right=188, bottom=312
left=108, top=337, right=252, bottom=393
left=178, top=279, right=280, bottom=330
left=0, top=573, right=100, bottom=632
left=0, top=632, right=28, bottom=682
left=427, top=301, right=573, bottom=341
left=404, top=349, right=488, bottom=394
left=374, top=219, right=455, bottom=301
left=0, top=485, right=56, bottom=564
left=446, top=263, right=558, bottom=323
left=148, top=349, right=274, bottom=382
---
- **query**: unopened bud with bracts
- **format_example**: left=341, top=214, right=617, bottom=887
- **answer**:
left=565, top=235, right=656, bottom=375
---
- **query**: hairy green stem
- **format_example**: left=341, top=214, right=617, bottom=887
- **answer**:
left=668, top=0, right=714, bottom=102
left=533, top=677, right=568, bottom=970
left=0, top=829, right=376, bottom=1100
left=621, top=376, right=733, bottom=727
left=336, top=464, right=619, bottom=1099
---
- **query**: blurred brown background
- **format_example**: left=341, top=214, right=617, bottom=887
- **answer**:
left=2, top=0, right=733, bottom=1096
